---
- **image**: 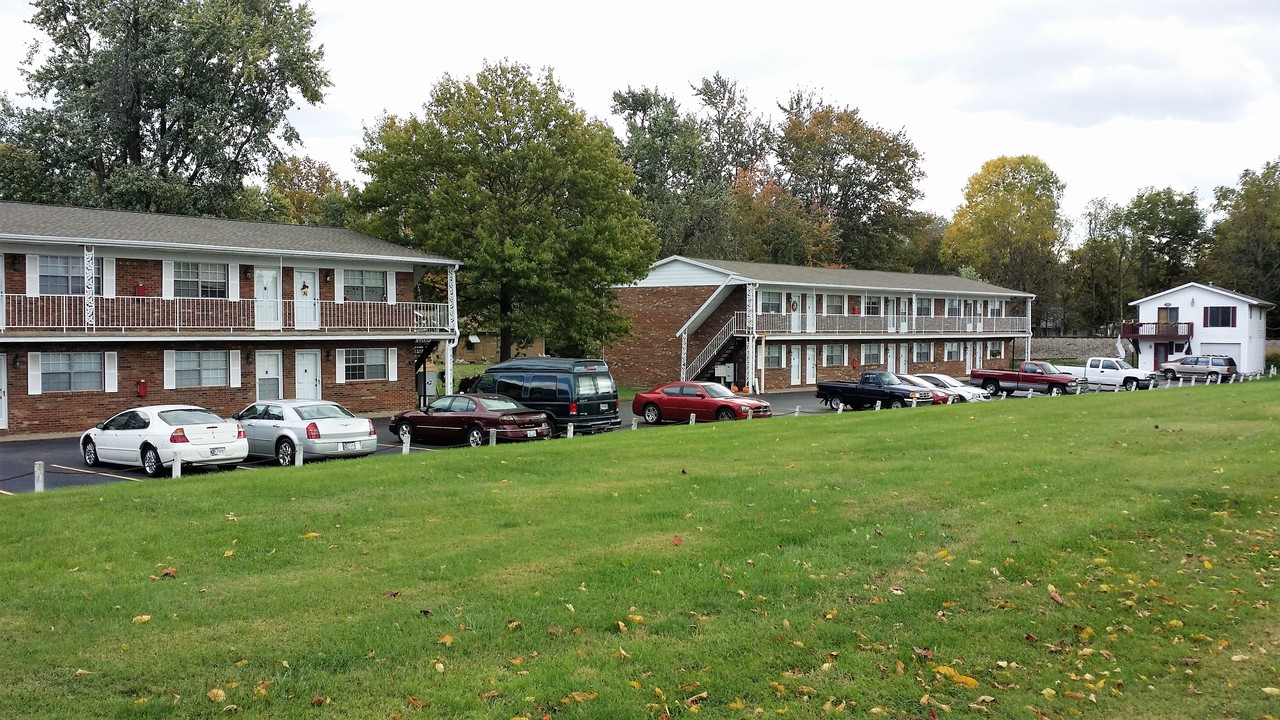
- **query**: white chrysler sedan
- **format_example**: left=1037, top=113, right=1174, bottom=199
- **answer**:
left=231, top=399, right=378, bottom=466
left=81, top=405, right=248, bottom=476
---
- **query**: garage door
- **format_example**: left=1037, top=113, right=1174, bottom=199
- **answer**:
left=1199, top=343, right=1240, bottom=365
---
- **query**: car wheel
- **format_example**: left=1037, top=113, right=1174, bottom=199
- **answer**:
left=215, top=463, right=236, bottom=472
left=982, top=380, right=999, bottom=394
left=888, top=399, right=905, bottom=409
left=716, top=408, right=736, bottom=422
left=397, top=421, right=414, bottom=444
left=141, top=446, right=164, bottom=477
left=276, top=438, right=296, bottom=466
left=1123, top=378, right=1137, bottom=391
left=466, top=426, right=485, bottom=447
left=1207, top=372, right=1220, bottom=383
left=546, top=418, right=559, bottom=438
left=1163, top=369, right=1177, bottom=380
left=1049, top=385, right=1064, bottom=397
left=83, top=440, right=100, bottom=467
left=642, top=403, right=661, bottom=424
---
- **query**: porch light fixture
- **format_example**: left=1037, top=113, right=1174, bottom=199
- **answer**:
left=324, top=271, right=332, bottom=283
left=13, top=355, right=21, bottom=368
left=8, top=255, right=17, bottom=271
left=325, top=349, right=333, bottom=360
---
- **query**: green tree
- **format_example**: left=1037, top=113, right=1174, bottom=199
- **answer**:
left=266, top=154, right=351, bottom=226
left=899, top=212, right=953, bottom=275
left=1063, top=198, right=1136, bottom=330
left=1203, top=159, right=1280, bottom=333
left=726, top=162, right=837, bottom=266
left=1124, top=187, right=1206, bottom=295
left=691, top=73, right=771, bottom=186
left=1, top=0, right=328, bottom=215
left=943, top=155, right=1067, bottom=327
left=774, top=91, right=925, bottom=270
left=352, top=60, right=659, bottom=359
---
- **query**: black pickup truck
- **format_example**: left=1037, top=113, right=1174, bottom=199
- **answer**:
left=815, top=371, right=935, bottom=410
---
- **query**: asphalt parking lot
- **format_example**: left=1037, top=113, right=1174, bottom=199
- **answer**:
left=0, top=390, right=829, bottom=495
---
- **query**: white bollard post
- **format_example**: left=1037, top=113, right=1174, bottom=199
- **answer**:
left=402, top=432, right=411, bottom=454
left=631, top=418, right=638, bottom=431
left=794, top=406, right=801, bottom=417
left=34, top=461, right=45, bottom=492
left=489, top=429, right=497, bottom=446
left=874, top=400, right=881, bottom=411
left=1002, top=391, right=1009, bottom=399
left=910, top=397, right=918, bottom=408
left=172, top=457, right=182, bottom=478
left=1027, top=389, right=1037, bottom=398
left=836, top=402, right=843, bottom=414
left=947, top=395, right=955, bottom=404
left=747, top=408, right=753, bottom=420
left=1270, top=366, right=1276, bottom=378
left=567, top=423, right=575, bottom=439
left=294, top=446, right=304, bottom=466
left=1228, top=374, right=1235, bottom=384
left=1178, top=377, right=1184, bottom=388
left=689, top=413, right=696, bottom=425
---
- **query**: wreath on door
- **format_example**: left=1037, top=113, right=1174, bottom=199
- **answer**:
left=789, top=299, right=799, bottom=312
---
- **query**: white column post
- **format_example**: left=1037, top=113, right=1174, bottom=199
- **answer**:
left=34, top=461, right=45, bottom=492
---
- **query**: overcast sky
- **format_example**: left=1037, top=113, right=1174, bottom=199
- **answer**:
left=3, top=0, right=1279, bottom=239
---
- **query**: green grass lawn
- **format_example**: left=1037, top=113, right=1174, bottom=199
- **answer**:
left=3, top=382, right=1279, bottom=719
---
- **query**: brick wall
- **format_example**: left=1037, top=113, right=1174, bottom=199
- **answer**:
left=604, top=286, right=718, bottom=388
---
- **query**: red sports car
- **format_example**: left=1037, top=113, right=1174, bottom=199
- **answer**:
left=632, top=381, right=772, bottom=424
left=391, top=394, right=551, bottom=447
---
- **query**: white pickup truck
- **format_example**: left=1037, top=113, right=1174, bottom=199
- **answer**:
left=1058, top=357, right=1162, bottom=390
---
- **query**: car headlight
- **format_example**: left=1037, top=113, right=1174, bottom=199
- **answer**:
left=739, top=405, right=750, bottom=412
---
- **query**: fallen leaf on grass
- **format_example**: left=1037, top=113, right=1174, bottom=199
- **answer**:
left=312, top=696, right=329, bottom=706
left=506, top=619, right=521, bottom=631
left=384, top=590, right=400, bottom=598
left=207, top=688, right=226, bottom=703
left=1262, top=687, right=1280, bottom=697
left=438, top=634, right=453, bottom=647
left=672, top=535, right=683, bottom=546
left=478, top=690, right=500, bottom=700
left=1047, top=584, right=1064, bottom=605
left=161, top=567, right=177, bottom=578
left=132, top=615, right=151, bottom=624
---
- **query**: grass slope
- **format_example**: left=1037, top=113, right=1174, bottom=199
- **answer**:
left=2, top=383, right=1278, bottom=719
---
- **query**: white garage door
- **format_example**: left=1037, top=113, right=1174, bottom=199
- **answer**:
left=1199, top=343, right=1240, bottom=365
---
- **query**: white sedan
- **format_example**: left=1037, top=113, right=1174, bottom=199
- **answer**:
left=231, top=399, right=378, bottom=466
left=82, top=405, right=248, bottom=477
left=915, top=373, right=993, bottom=402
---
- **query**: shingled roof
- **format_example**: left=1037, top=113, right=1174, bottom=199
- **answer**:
left=0, top=201, right=457, bottom=265
left=682, top=257, right=1034, bottom=297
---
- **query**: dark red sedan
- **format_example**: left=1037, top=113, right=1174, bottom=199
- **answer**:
left=391, top=394, right=551, bottom=447
left=632, top=381, right=772, bottom=424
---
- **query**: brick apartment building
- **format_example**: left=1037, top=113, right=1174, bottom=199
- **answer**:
left=0, top=202, right=461, bottom=436
left=605, top=256, right=1034, bottom=392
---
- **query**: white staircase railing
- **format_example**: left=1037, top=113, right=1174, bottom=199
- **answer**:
left=684, top=313, right=748, bottom=380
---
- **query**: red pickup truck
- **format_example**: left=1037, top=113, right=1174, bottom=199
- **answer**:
left=969, top=361, right=1081, bottom=396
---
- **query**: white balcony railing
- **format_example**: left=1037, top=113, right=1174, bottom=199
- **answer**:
left=0, top=294, right=452, bottom=334
left=733, top=311, right=1028, bottom=336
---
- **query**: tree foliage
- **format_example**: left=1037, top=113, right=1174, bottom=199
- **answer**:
left=266, top=154, right=350, bottom=226
left=352, top=60, right=658, bottom=359
left=1063, top=198, right=1135, bottom=329
left=0, top=0, right=328, bottom=216
left=726, top=162, right=837, bottom=266
left=1124, top=187, right=1206, bottom=295
left=1204, top=159, right=1280, bottom=333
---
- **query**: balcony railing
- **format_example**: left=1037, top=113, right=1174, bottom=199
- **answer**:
left=1120, top=321, right=1192, bottom=339
left=733, top=311, right=1028, bottom=335
left=0, top=294, right=452, bottom=334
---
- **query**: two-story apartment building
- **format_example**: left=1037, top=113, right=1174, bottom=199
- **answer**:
left=1123, top=282, right=1272, bottom=374
left=0, top=201, right=461, bottom=436
left=605, top=256, right=1034, bottom=391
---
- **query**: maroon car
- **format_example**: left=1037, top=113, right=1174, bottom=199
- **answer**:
left=391, top=394, right=551, bottom=447
left=632, top=381, right=772, bottom=424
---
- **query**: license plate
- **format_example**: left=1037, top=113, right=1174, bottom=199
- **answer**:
left=209, top=447, right=223, bottom=456
left=527, top=430, right=537, bottom=438
left=599, top=403, right=608, bottom=411
left=342, top=442, right=359, bottom=451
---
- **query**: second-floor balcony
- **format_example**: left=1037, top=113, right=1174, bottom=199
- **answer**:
left=0, top=294, right=452, bottom=336
left=736, top=311, right=1029, bottom=336
left=1120, top=321, right=1192, bottom=340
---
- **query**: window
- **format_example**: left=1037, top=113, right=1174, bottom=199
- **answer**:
left=945, top=342, right=961, bottom=361
left=175, top=351, right=230, bottom=387
left=988, top=300, right=1004, bottom=318
left=1204, top=306, right=1235, bottom=327
left=40, top=352, right=104, bottom=392
left=989, top=342, right=1004, bottom=359
left=946, top=299, right=962, bottom=317
left=824, top=344, right=846, bottom=366
left=760, top=291, right=783, bottom=314
left=527, top=374, right=559, bottom=402
left=174, top=262, right=229, bottom=298
left=344, top=348, right=388, bottom=380
left=862, top=343, right=882, bottom=365
left=864, top=296, right=881, bottom=316
left=344, top=270, right=387, bottom=301
left=915, top=298, right=932, bottom=316
left=824, top=294, right=845, bottom=315
left=764, top=345, right=783, bottom=368
left=39, top=255, right=103, bottom=295
left=914, top=342, right=933, bottom=362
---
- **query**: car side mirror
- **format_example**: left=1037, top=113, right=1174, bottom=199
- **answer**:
left=96, top=422, right=105, bottom=430
left=695, top=392, right=706, bottom=398
left=230, top=412, right=241, bottom=420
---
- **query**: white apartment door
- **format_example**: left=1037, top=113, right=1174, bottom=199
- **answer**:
left=789, top=294, right=802, bottom=333
left=885, top=343, right=895, bottom=371
left=804, top=294, right=816, bottom=333
left=295, top=350, right=321, bottom=399
left=255, top=268, right=282, bottom=330
left=0, top=353, right=7, bottom=430
left=885, top=299, right=897, bottom=333
left=294, top=269, right=319, bottom=330
left=896, top=297, right=908, bottom=332
left=805, top=345, right=817, bottom=384
left=964, top=300, right=975, bottom=332
left=790, top=345, right=802, bottom=385
left=965, top=342, right=975, bottom=375
left=898, top=343, right=909, bottom=373
left=256, top=350, right=283, bottom=400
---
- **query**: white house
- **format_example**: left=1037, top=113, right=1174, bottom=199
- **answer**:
left=1123, top=282, right=1272, bottom=375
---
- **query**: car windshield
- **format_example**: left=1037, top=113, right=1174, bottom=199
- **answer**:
left=1038, top=362, right=1062, bottom=374
left=929, top=375, right=962, bottom=388
left=295, top=403, right=355, bottom=420
left=698, top=383, right=736, bottom=398
left=879, top=374, right=908, bottom=386
left=1115, top=360, right=1134, bottom=369
left=158, top=408, right=223, bottom=425
left=478, top=396, right=523, bottom=411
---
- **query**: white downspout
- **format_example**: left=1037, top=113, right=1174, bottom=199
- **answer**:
left=444, top=265, right=459, bottom=394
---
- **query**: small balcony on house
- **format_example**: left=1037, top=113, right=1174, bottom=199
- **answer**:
left=734, top=311, right=1030, bottom=336
left=0, top=294, right=453, bottom=336
left=1120, top=321, right=1192, bottom=341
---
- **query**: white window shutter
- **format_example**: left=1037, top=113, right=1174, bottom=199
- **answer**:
left=103, top=258, right=117, bottom=297
left=229, top=350, right=241, bottom=388
left=335, top=349, right=346, bottom=384
left=387, top=271, right=395, bottom=304
left=821, top=346, right=828, bottom=368
left=162, top=260, right=174, bottom=298
left=335, top=271, right=345, bottom=304
left=27, top=352, right=41, bottom=395
left=388, top=347, right=398, bottom=382
left=104, top=352, right=118, bottom=393
left=163, top=350, right=176, bottom=389
left=843, top=344, right=849, bottom=366
left=26, top=255, right=39, bottom=297
left=228, top=263, right=240, bottom=300
left=782, top=346, right=788, bottom=368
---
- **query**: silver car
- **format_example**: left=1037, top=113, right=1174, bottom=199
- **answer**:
left=231, top=399, right=378, bottom=466
left=915, top=373, right=992, bottom=402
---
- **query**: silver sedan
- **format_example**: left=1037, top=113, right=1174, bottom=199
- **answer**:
left=231, top=399, right=378, bottom=466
